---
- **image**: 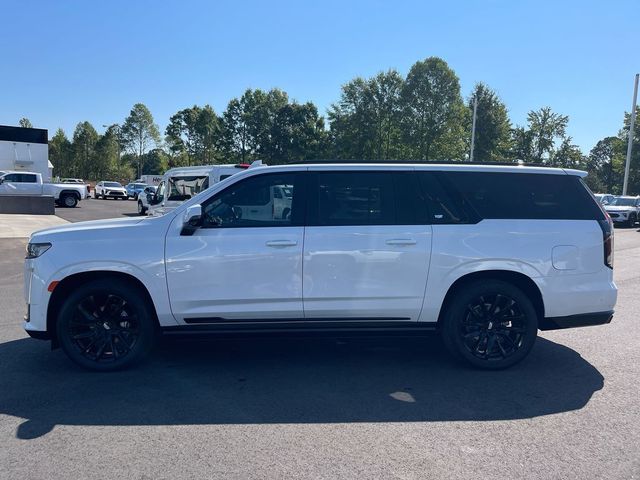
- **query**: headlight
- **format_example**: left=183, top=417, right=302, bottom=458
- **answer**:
left=622, top=212, right=629, bottom=217
left=26, top=242, right=51, bottom=259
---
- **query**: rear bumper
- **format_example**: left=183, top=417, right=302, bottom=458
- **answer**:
left=540, top=310, right=613, bottom=331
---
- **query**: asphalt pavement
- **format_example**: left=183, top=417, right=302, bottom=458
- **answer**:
left=0, top=203, right=639, bottom=479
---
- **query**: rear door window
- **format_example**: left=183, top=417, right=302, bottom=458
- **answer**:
left=308, top=171, right=397, bottom=226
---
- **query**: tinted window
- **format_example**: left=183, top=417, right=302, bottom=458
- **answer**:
left=310, top=172, right=396, bottom=226
left=201, top=173, right=301, bottom=228
left=442, top=172, right=604, bottom=220
left=2, top=173, right=37, bottom=183
left=415, top=172, right=474, bottom=224
left=104, top=182, right=122, bottom=188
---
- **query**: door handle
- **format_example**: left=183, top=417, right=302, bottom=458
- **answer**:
left=385, top=239, right=417, bottom=246
left=266, top=240, right=298, bottom=247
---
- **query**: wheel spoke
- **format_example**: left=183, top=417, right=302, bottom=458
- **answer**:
left=72, top=330, right=96, bottom=340
left=485, top=334, right=496, bottom=358
left=488, top=294, right=502, bottom=316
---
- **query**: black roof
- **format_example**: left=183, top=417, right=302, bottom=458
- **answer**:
left=0, top=125, right=48, bottom=145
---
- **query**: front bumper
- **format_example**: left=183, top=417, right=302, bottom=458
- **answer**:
left=540, top=310, right=614, bottom=331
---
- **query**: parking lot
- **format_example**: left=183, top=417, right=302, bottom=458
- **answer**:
left=0, top=200, right=639, bottom=479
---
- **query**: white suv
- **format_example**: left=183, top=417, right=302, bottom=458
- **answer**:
left=23, top=163, right=617, bottom=371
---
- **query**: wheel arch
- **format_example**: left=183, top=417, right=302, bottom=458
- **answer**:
left=46, top=271, right=160, bottom=347
left=436, top=270, right=545, bottom=327
left=59, top=189, right=81, bottom=200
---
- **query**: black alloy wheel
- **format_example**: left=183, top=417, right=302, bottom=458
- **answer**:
left=442, top=280, right=538, bottom=369
left=57, top=280, right=156, bottom=371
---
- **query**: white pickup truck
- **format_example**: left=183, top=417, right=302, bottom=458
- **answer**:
left=0, top=171, right=87, bottom=207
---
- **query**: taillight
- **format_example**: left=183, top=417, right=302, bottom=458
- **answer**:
left=598, top=216, right=614, bottom=269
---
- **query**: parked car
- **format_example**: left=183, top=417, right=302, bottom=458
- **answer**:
left=604, top=196, right=640, bottom=227
left=0, top=171, right=87, bottom=207
left=594, top=193, right=614, bottom=205
left=125, top=182, right=148, bottom=200
left=148, top=162, right=256, bottom=216
left=94, top=181, right=128, bottom=200
left=137, top=185, right=157, bottom=215
left=23, top=162, right=616, bottom=371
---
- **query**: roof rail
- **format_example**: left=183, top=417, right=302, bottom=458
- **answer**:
left=283, top=159, right=553, bottom=168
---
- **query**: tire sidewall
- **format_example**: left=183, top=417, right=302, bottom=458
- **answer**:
left=442, top=280, right=538, bottom=370
left=55, top=279, right=156, bottom=371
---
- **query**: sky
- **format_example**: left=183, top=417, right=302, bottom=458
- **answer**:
left=1, top=0, right=638, bottom=154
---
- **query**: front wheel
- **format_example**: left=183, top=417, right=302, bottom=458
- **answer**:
left=56, top=279, right=156, bottom=371
left=441, top=280, right=538, bottom=369
left=137, top=201, right=147, bottom=215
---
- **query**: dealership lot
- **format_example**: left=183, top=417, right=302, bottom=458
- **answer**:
left=1, top=201, right=639, bottom=479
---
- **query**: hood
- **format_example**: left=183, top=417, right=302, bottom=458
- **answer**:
left=30, top=217, right=150, bottom=242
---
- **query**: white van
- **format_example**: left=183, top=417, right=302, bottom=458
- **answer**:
left=148, top=162, right=257, bottom=216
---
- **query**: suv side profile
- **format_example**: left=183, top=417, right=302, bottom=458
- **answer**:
left=23, top=163, right=616, bottom=371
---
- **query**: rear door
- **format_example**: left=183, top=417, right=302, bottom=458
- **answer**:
left=302, top=169, right=432, bottom=322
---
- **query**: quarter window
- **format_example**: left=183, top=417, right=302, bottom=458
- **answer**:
left=442, top=172, right=603, bottom=220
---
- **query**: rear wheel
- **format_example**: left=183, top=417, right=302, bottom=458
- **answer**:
left=442, top=280, right=538, bottom=369
left=56, top=279, right=156, bottom=371
left=61, top=193, right=78, bottom=208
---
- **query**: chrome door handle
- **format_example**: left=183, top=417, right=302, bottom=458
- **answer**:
left=266, top=240, right=298, bottom=247
left=385, top=239, right=417, bottom=246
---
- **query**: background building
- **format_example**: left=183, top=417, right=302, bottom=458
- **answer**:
left=0, top=125, right=52, bottom=181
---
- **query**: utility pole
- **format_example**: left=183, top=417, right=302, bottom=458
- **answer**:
left=622, top=73, right=639, bottom=195
left=470, top=96, right=478, bottom=162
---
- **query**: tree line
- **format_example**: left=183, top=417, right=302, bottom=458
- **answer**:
left=38, top=56, right=639, bottom=194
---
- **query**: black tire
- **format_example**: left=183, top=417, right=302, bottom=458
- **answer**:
left=138, top=201, right=147, bottom=216
left=61, top=193, right=78, bottom=208
left=441, top=279, right=538, bottom=370
left=56, top=279, right=156, bottom=371
left=133, top=193, right=138, bottom=201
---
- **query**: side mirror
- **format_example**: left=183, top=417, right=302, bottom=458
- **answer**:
left=181, top=204, right=202, bottom=236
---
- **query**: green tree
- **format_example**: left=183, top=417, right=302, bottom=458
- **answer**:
left=401, top=57, right=466, bottom=160
left=527, top=107, right=568, bottom=163
left=550, top=137, right=584, bottom=168
left=140, top=148, right=169, bottom=175
left=49, top=129, right=73, bottom=178
left=328, top=70, right=404, bottom=160
left=165, top=105, right=221, bottom=165
left=585, top=137, right=625, bottom=194
left=71, top=121, right=99, bottom=179
left=270, top=102, right=327, bottom=163
left=121, top=103, right=160, bottom=177
left=19, top=117, right=33, bottom=128
left=468, top=83, right=512, bottom=162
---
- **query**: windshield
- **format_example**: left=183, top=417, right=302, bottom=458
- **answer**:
left=104, top=182, right=122, bottom=188
left=131, top=183, right=146, bottom=189
left=168, top=175, right=209, bottom=201
left=610, top=197, right=637, bottom=206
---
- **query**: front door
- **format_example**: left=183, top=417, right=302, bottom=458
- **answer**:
left=165, top=171, right=306, bottom=323
left=303, top=170, right=432, bottom=322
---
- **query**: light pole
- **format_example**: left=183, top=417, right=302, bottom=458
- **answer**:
left=622, top=74, right=639, bottom=196
left=470, top=96, right=478, bottom=162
